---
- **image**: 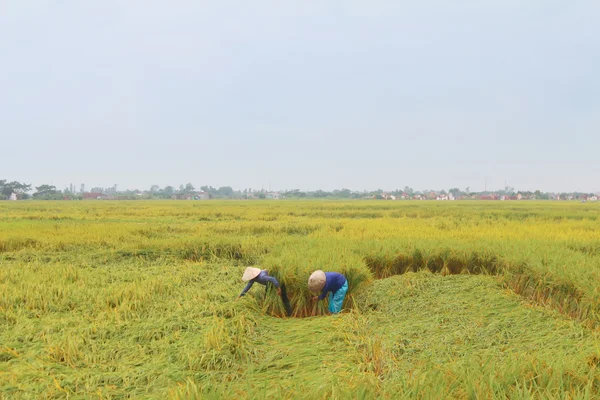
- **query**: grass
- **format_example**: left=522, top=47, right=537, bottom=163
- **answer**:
left=1, top=200, right=600, bottom=398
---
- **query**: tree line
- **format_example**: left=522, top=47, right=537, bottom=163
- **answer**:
left=1, top=179, right=597, bottom=201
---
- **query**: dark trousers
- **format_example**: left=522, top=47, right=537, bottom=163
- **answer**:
left=280, top=284, right=292, bottom=317
left=265, top=283, right=292, bottom=317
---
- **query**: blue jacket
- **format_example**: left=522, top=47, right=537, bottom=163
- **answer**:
left=240, top=270, right=280, bottom=296
left=318, top=272, right=347, bottom=300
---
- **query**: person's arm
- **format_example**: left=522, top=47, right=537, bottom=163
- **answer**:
left=318, top=290, right=328, bottom=301
left=239, top=281, right=254, bottom=297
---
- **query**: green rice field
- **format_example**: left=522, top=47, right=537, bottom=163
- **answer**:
left=1, top=200, right=600, bottom=399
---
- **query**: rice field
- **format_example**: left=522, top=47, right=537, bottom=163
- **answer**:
left=1, top=200, right=600, bottom=399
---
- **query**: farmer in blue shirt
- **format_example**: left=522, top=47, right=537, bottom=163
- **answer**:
left=238, top=267, right=292, bottom=316
left=239, top=267, right=281, bottom=297
left=308, top=270, right=348, bottom=314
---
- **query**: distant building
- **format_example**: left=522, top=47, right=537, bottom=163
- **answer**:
left=480, top=195, right=498, bottom=200
left=172, top=191, right=209, bottom=200
left=9, top=192, right=17, bottom=201
left=266, top=192, right=280, bottom=200
left=171, top=193, right=195, bottom=200
left=83, top=192, right=108, bottom=200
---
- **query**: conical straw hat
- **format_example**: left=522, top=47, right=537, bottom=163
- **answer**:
left=242, top=267, right=262, bottom=281
left=308, top=270, right=326, bottom=292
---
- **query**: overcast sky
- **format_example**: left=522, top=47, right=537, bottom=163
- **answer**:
left=1, top=1, right=598, bottom=192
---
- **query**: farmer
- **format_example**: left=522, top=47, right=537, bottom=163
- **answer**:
left=308, top=270, right=348, bottom=314
left=239, top=267, right=281, bottom=297
left=239, top=267, right=292, bottom=316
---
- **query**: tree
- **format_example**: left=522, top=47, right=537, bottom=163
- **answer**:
left=404, top=186, right=414, bottom=195
left=33, top=184, right=59, bottom=199
left=150, top=185, right=160, bottom=193
left=200, top=185, right=219, bottom=198
left=285, top=189, right=307, bottom=198
left=217, top=186, right=234, bottom=197
left=449, top=188, right=461, bottom=198
left=339, top=188, right=351, bottom=198
left=0, top=180, right=32, bottom=199
left=185, top=183, right=195, bottom=193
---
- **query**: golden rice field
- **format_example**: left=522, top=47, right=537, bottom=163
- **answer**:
left=1, top=200, right=600, bottom=399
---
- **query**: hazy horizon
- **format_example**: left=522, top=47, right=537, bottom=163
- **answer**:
left=2, top=1, right=598, bottom=193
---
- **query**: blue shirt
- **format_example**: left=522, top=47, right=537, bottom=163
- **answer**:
left=318, top=272, right=347, bottom=300
left=240, top=270, right=280, bottom=296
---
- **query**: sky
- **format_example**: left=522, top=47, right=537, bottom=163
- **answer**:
left=1, top=1, right=599, bottom=193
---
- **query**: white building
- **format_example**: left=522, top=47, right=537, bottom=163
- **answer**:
left=9, top=192, right=17, bottom=201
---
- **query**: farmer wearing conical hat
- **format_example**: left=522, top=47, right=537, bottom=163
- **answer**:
left=239, top=267, right=282, bottom=298
left=239, top=267, right=292, bottom=316
left=308, top=270, right=348, bottom=314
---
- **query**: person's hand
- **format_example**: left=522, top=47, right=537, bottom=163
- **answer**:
left=311, top=296, right=318, bottom=302
left=277, top=288, right=282, bottom=296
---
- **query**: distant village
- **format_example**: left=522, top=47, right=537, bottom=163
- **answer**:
left=1, top=179, right=599, bottom=202
left=372, top=191, right=599, bottom=202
